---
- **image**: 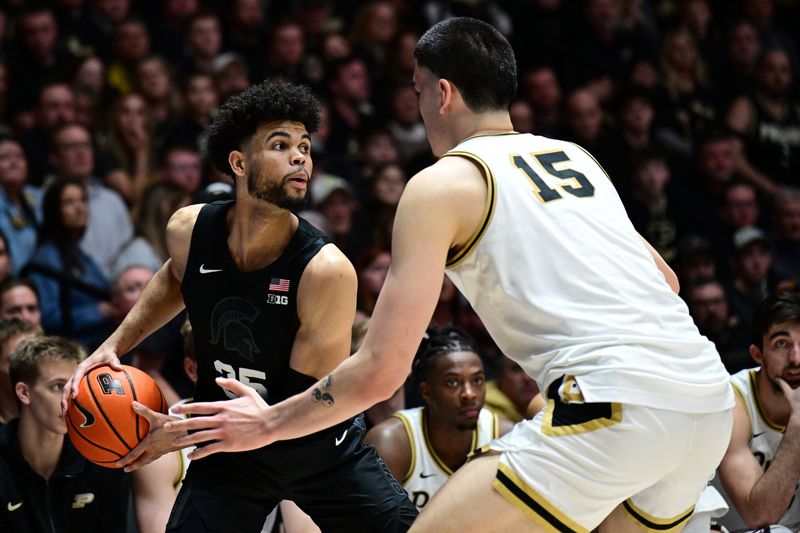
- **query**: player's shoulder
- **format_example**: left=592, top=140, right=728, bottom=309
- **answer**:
left=364, top=415, right=411, bottom=450
left=304, top=243, right=356, bottom=285
left=167, top=203, right=205, bottom=236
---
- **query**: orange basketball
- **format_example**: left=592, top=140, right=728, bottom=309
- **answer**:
left=65, top=365, right=166, bottom=467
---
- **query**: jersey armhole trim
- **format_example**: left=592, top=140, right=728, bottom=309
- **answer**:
left=391, top=412, right=416, bottom=484
left=730, top=382, right=751, bottom=432
left=441, top=151, right=497, bottom=269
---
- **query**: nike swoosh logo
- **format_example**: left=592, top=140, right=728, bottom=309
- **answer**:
left=752, top=431, right=766, bottom=439
left=420, top=472, right=436, bottom=479
left=7, top=501, right=22, bottom=511
left=74, top=399, right=95, bottom=428
left=199, top=264, right=223, bottom=274
left=335, top=429, right=347, bottom=446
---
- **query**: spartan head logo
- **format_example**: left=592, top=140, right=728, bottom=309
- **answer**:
left=209, top=297, right=261, bottom=363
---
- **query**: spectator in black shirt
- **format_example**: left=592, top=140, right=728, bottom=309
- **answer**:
left=0, top=335, right=129, bottom=532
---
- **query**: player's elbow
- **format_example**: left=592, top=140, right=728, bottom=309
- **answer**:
left=740, top=505, right=785, bottom=529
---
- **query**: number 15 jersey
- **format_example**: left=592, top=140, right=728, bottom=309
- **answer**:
left=443, top=133, right=733, bottom=414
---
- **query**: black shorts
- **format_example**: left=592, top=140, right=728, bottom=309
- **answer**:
left=166, top=415, right=417, bottom=533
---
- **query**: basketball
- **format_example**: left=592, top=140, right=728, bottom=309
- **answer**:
left=65, top=365, right=166, bottom=467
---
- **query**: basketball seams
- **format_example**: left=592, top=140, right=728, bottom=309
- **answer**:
left=121, top=369, right=142, bottom=441
left=66, top=409, right=125, bottom=461
left=86, top=371, right=134, bottom=452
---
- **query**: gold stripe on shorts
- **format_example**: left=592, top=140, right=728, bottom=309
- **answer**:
left=622, top=498, right=694, bottom=532
left=493, top=462, right=588, bottom=533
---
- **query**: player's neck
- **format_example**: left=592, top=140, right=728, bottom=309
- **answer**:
left=452, top=111, right=514, bottom=148
left=228, top=198, right=298, bottom=271
left=17, top=414, right=63, bottom=480
left=425, top=411, right=475, bottom=471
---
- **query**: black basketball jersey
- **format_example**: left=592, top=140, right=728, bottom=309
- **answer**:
left=747, top=94, right=800, bottom=185
left=181, top=201, right=329, bottom=406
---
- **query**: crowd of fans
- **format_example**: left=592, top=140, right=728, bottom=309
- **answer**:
left=0, top=0, right=798, bottom=531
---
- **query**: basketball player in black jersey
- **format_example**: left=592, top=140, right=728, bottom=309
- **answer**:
left=62, top=81, right=417, bottom=532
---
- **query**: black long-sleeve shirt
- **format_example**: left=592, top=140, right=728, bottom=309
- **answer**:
left=0, top=419, right=129, bottom=533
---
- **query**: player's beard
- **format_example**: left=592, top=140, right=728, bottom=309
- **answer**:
left=247, top=172, right=307, bottom=211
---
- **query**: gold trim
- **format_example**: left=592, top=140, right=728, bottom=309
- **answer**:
left=391, top=412, right=417, bottom=484
left=442, top=151, right=497, bottom=268
left=173, top=450, right=185, bottom=488
left=491, top=412, right=499, bottom=439
left=541, top=400, right=623, bottom=437
left=622, top=498, right=694, bottom=532
left=493, top=462, right=589, bottom=533
left=460, top=131, right=519, bottom=143
left=749, top=370, right=785, bottom=432
left=731, top=381, right=752, bottom=432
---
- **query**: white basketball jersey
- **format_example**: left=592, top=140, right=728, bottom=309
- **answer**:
left=443, top=133, right=733, bottom=413
left=715, top=369, right=800, bottom=532
left=393, top=406, right=499, bottom=509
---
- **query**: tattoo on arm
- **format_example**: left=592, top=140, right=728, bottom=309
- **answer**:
left=311, top=374, right=335, bottom=406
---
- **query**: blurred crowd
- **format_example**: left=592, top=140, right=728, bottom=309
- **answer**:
left=0, top=0, right=796, bottom=531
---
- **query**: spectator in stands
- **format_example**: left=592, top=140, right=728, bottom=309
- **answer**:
left=22, top=83, right=76, bottom=186
left=713, top=19, right=761, bottom=111
left=355, top=246, right=391, bottom=318
left=135, top=55, right=181, bottom=140
left=0, top=335, right=129, bottom=531
left=110, top=181, right=188, bottom=278
left=675, top=235, right=718, bottom=286
left=158, top=144, right=202, bottom=197
left=727, top=47, right=800, bottom=195
left=310, top=175, right=371, bottom=261
left=387, top=84, right=428, bottom=167
left=686, top=277, right=751, bottom=373
left=601, top=86, right=657, bottom=184
left=326, top=55, right=373, bottom=156
left=49, top=123, right=133, bottom=278
left=0, top=136, right=42, bottom=273
left=509, top=99, right=534, bottom=134
left=0, top=278, right=41, bottom=325
left=262, top=20, right=308, bottom=84
left=170, top=73, right=218, bottom=151
left=182, top=9, right=222, bottom=76
left=520, top=66, right=563, bottom=137
left=771, top=187, right=800, bottom=287
left=100, top=93, right=153, bottom=204
left=25, top=179, right=114, bottom=350
left=107, top=18, right=152, bottom=95
left=728, top=226, right=775, bottom=327
left=485, top=354, right=538, bottom=424
left=564, top=88, right=608, bottom=153
left=0, top=318, right=41, bottom=425
left=212, top=52, right=251, bottom=104
left=221, top=0, right=266, bottom=71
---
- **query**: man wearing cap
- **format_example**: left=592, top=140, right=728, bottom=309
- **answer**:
left=309, top=175, right=371, bottom=261
left=728, top=227, right=775, bottom=328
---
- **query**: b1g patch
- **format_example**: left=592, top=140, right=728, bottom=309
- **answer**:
left=266, top=294, right=288, bottom=305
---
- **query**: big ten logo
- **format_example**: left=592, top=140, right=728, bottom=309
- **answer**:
left=214, top=360, right=268, bottom=399
left=411, top=490, right=430, bottom=509
left=97, top=373, right=125, bottom=395
left=266, top=294, right=288, bottom=305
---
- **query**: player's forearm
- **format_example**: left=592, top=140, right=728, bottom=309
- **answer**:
left=744, top=417, right=800, bottom=526
left=268, top=349, right=404, bottom=442
left=102, top=264, right=185, bottom=355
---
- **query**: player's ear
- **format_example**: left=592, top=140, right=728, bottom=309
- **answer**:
left=228, top=150, right=247, bottom=178
left=15, top=382, right=30, bottom=406
left=749, top=344, right=764, bottom=365
left=419, top=382, right=432, bottom=404
left=438, top=79, right=454, bottom=113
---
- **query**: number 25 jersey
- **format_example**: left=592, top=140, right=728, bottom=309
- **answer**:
left=443, top=133, right=733, bottom=414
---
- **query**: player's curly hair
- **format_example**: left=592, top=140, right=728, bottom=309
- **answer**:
left=206, top=81, right=321, bottom=176
left=412, top=325, right=480, bottom=386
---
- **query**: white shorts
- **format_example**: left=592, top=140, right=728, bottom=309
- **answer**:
left=484, top=376, right=734, bottom=532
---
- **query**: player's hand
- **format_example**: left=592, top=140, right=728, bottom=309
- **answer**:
left=118, top=401, right=182, bottom=472
left=61, top=346, right=122, bottom=416
left=776, top=377, right=800, bottom=414
left=164, top=377, right=273, bottom=460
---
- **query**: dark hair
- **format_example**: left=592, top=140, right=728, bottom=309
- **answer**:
left=206, top=81, right=321, bottom=176
left=40, top=178, right=88, bottom=274
left=412, top=325, right=480, bottom=386
left=0, top=277, right=39, bottom=301
left=751, top=291, right=800, bottom=349
left=414, top=17, right=517, bottom=112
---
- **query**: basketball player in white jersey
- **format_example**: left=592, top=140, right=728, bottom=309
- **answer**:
left=364, top=326, right=512, bottom=509
left=715, top=291, right=800, bottom=532
left=165, top=17, right=735, bottom=532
